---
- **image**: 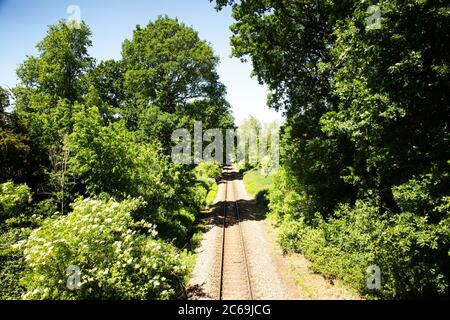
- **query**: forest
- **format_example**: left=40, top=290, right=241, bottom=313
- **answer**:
left=1, top=0, right=449, bottom=300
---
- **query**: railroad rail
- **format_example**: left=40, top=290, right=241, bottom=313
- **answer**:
left=218, top=167, right=253, bottom=300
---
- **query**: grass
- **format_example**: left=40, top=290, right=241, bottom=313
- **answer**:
left=205, top=182, right=218, bottom=207
left=243, top=168, right=274, bottom=198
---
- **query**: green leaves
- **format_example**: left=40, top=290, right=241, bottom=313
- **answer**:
left=20, top=197, right=187, bottom=300
left=122, top=17, right=225, bottom=110
left=17, top=20, right=94, bottom=102
left=0, top=181, right=32, bottom=220
left=215, top=0, right=450, bottom=298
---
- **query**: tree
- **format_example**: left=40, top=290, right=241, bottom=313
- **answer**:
left=0, top=86, right=30, bottom=182
left=0, top=86, right=9, bottom=115
left=16, top=21, right=94, bottom=102
left=120, top=16, right=233, bottom=150
left=237, top=116, right=262, bottom=167
left=12, top=21, right=95, bottom=196
left=122, top=16, right=226, bottom=110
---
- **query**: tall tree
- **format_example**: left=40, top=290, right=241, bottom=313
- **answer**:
left=213, top=0, right=450, bottom=297
left=122, top=16, right=226, bottom=111
left=16, top=21, right=94, bottom=102
left=12, top=21, right=95, bottom=198
left=120, top=16, right=233, bottom=150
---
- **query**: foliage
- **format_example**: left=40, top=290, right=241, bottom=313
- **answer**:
left=67, top=105, right=202, bottom=246
left=20, top=197, right=188, bottom=300
left=0, top=86, right=9, bottom=113
left=215, top=0, right=450, bottom=298
left=194, top=161, right=222, bottom=182
left=122, top=16, right=226, bottom=110
left=0, top=87, right=30, bottom=182
left=271, top=165, right=450, bottom=298
left=0, top=181, right=34, bottom=300
left=16, top=20, right=94, bottom=102
left=277, top=197, right=450, bottom=299
left=243, top=168, right=273, bottom=199
left=0, top=228, right=28, bottom=300
left=193, top=161, right=221, bottom=208
left=2, top=16, right=231, bottom=300
left=0, top=181, right=32, bottom=221
left=120, top=16, right=233, bottom=152
left=236, top=117, right=280, bottom=173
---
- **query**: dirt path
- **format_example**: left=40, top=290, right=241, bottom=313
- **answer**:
left=187, top=166, right=360, bottom=300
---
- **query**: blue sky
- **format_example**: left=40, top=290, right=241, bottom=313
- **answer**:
left=0, top=0, right=283, bottom=124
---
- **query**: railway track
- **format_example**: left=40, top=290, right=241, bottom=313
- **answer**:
left=218, top=167, right=253, bottom=300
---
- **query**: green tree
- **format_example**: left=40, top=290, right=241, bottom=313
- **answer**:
left=121, top=16, right=233, bottom=150
left=12, top=21, right=95, bottom=198
left=0, top=86, right=30, bottom=182
left=122, top=16, right=226, bottom=111
left=16, top=21, right=94, bottom=102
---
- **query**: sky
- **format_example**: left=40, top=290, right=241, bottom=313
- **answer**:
left=0, top=0, right=283, bottom=125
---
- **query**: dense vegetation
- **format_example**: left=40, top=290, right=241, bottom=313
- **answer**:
left=214, top=0, right=450, bottom=298
left=0, top=17, right=230, bottom=299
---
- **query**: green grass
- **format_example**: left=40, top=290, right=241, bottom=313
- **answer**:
left=205, top=182, right=218, bottom=207
left=243, top=168, right=274, bottom=198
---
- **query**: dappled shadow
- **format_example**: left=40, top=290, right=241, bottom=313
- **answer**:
left=208, top=165, right=267, bottom=229
left=187, top=166, right=268, bottom=300
left=185, top=283, right=214, bottom=300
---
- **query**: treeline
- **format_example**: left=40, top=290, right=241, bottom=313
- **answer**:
left=235, top=115, right=281, bottom=175
left=0, top=17, right=232, bottom=299
left=214, top=0, right=450, bottom=298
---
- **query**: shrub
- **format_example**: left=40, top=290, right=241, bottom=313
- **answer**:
left=20, top=197, right=188, bottom=300
left=268, top=167, right=314, bottom=223
left=276, top=198, right=450, bottom=298
left=0, top=181, right=32, bottom=221
left=194, top=161, right=221, bottom=181
left=0, top=228, right=29, bottom=299
left=193, top=161, right=221, bottom=208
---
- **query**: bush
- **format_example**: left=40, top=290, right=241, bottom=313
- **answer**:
left=276, top=197, right=450, bottom=299
left=0, top=228, right=29, bottom=299
left=20, top=197, right=188, bottom=300
left=193, top=161, right=221, bottom=208
left=194, top=161, right=221, bottom=181
left=271, top=165, right=450, bottom=298
left=0, top=181, right=32, bottom=221
left=268, top=167, right=314, bottom=223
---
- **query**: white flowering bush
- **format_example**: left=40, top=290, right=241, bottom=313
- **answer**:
left=19, top=197, right=188, bottom=300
